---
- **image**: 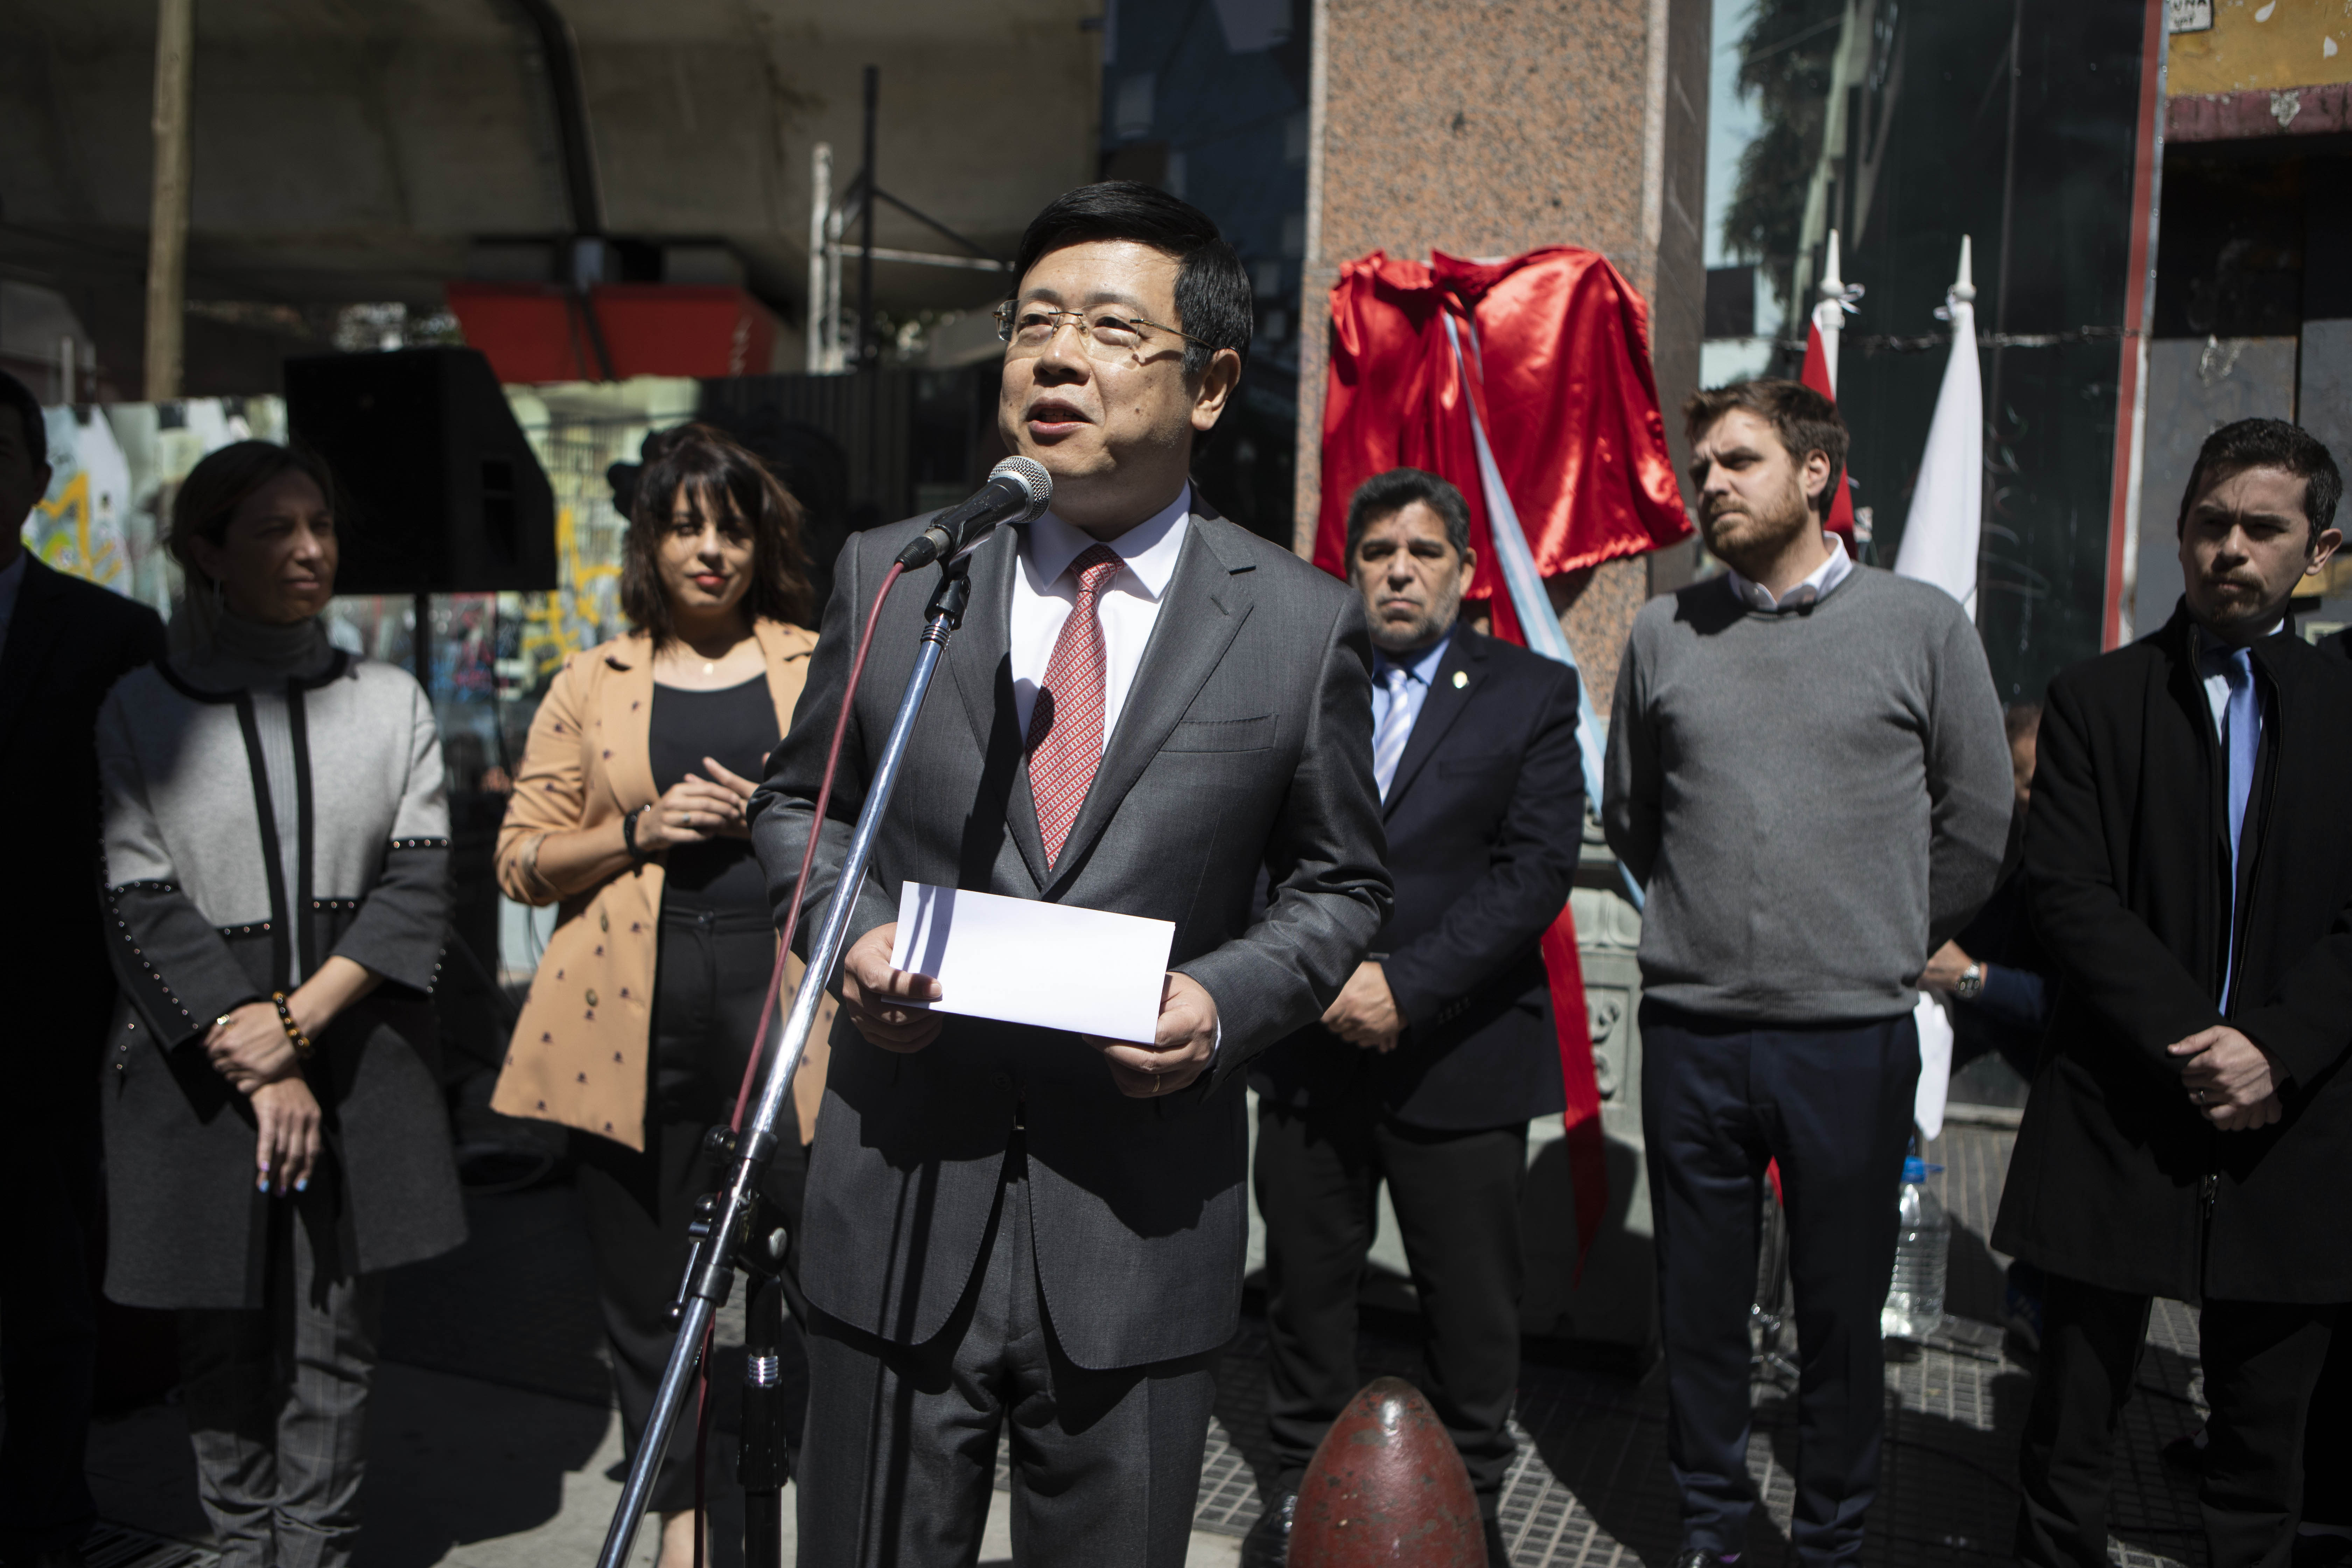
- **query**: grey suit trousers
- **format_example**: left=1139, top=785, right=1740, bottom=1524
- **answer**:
left=796, top=1137, right=1220, bottom=1568
left=178, top=1198, right=383, bottom=1568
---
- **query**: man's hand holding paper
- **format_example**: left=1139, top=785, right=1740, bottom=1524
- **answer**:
left=864, top=882, right=1211, bottom=1094
left=839, top=924, right=944, bottom=1052
left=1091, top=971, right=1218, bottom=1098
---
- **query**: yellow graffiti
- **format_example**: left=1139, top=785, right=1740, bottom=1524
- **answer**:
left=33, top=470, right=125, bottom=587
left=515, top=504, right=624, bottom=681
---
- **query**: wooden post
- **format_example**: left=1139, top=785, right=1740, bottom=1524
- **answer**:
left=144, top=0, right=194, bottom=402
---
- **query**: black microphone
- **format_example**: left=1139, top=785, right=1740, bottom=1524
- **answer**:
left=893, top=456, right=1054, bottom=570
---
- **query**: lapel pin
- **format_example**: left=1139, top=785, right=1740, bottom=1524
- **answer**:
left=1452, top=670, right=1469, bottom=689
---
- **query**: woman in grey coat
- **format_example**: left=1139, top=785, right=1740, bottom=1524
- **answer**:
left=95, top=442, right=464, bottom=1568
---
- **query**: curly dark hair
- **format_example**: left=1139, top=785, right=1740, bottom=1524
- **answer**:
left=620, top=423, right=814, bottom=645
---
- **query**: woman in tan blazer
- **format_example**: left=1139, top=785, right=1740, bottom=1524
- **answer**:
left=491, top=424, right=827, bottom=1566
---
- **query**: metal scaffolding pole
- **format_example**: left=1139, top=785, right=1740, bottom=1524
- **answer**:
left=807, top=141, right=833, bottom=373
left=144, top=0, right=193, bottom=401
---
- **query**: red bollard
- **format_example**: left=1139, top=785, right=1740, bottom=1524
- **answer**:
left=1287, top=1376, right=1485, bottom=1566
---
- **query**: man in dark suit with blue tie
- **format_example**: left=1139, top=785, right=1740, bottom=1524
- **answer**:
left=1997, top=418, right=2352, bottom=1568
left=1247, top=468, right=1586, bottom=1568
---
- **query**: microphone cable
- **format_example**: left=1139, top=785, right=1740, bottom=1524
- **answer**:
left=729, top=558, right=907, bottom=1132
left=679, top=556, right=910, bottom=1566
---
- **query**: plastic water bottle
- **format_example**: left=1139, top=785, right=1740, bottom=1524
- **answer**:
left=1881, top=1155, right=1948, bottom=1343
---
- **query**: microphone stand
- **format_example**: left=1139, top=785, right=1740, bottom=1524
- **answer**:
left=593, top=554, right=976, bottom=1568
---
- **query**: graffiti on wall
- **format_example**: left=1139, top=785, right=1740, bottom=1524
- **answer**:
left=28, top=383, right=693, bottom=721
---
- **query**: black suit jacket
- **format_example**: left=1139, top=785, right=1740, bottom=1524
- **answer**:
left=751, top=502, right=1391, bottom=1370
left=0, top=556, right=166, bottom=1104
left=1252, top=628, right=1581, bottom=1132
left=1993, top=606, right=2352, bottom=1302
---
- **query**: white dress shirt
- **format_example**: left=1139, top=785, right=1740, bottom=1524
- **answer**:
left=1007, top=485, right=1211, bottom=1051
left=2194, top=618, right=2282, bottom=734
left=1724, top=533, right=1854, bottom=612
left=1009, top=484, right=1192, bottom=744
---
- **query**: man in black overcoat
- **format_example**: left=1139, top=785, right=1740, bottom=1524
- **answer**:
left=1247, top=469, right=1584, bottom=1568
left=1996, top=418, right=2352, bottom=1568
left=0, top=370, right=166, bottom=1566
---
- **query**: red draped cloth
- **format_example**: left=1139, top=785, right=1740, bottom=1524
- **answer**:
left=1313, top=247, right=1690, bottom=1275
left=1315, top=247, right=1688, bottom=590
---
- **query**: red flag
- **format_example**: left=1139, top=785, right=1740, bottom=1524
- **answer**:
left=1800, top=318, right=1858, bottom=553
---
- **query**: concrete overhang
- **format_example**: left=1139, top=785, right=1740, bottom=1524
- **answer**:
left=1, top=0, right=1102, bottom=385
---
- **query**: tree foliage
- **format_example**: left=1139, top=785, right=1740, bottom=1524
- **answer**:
left=1722, top=0, right=1845, bottom=319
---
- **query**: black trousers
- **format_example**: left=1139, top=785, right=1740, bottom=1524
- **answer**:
left=1253, top=1088, right=1530, bottom=1509
left=2015, top=1276, right=2338, bottom=1568
left=796, top=1137, right=1219, bottom=1568
left=2306, top=1317, right=2352, bottom=1528
left=574, top=904, right=808, bottom=1516
left=0, top=1091, right=100, bottom=1553
left=1640, top=1002, right=1920, bottom=1567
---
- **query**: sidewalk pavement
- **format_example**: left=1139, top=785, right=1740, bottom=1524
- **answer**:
left=75, top=1120, right=2203, bottom=1568
left=85, top=1365, right=1243, bottom=1568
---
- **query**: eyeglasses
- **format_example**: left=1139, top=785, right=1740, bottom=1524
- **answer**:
left=993, top=300, right=1208, bottom=364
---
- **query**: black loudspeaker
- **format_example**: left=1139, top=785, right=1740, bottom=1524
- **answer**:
left=285, top=348, right=557, bottom=594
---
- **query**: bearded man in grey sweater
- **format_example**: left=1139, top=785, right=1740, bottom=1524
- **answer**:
left=1603, top=379, right=2012, bottom=1568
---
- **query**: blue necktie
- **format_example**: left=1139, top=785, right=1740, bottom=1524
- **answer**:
left=1372, top=664, right=1415, bottom=801
left=2219, top=647, right=2258, bottom=1005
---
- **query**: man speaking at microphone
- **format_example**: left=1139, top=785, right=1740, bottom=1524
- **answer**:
left=751, top=183, right=1390, bottom=1566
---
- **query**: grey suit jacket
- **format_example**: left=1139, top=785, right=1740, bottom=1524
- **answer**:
left=751, top=500, right=1390, bottom=1370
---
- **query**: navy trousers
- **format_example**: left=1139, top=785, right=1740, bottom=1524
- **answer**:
left=1640, top=1001, right=1919, bottom=1566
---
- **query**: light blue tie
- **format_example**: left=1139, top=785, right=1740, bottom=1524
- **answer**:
left=1372, top=664, right=1415, bottom=801
left=2220, top=647, right=2258, bottom=1006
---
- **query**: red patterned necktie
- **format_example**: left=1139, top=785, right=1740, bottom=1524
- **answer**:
left=1028, top=543, right=1125, bottom=868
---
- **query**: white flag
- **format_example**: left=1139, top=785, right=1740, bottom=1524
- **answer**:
left=1893, top=237, right=1984, bottom=620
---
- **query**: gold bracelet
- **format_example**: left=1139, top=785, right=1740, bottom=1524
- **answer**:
left=270, top=991, right=315, bottom=1060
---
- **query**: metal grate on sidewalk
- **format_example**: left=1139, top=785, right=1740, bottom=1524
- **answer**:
left=80, top=1524, right=218, bottom=1568
left=1025, top=1121, right=2213, bottom=1568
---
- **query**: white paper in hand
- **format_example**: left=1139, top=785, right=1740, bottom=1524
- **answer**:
left=888, top=882, right=1175, bottom=1045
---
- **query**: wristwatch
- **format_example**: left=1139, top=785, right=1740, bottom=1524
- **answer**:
left=1955, top=962, right=1985, bottom=1001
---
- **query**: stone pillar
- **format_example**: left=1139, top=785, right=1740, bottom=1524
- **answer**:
left=1290, top=0, right=1713, bottom=1352
left=1293, top=0, right=1709, bottom=700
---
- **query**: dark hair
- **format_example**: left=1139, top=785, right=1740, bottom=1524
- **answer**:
left=1010, top=182, right=1252, bottom=381
left=2003, top=701, right=2043, bottom=747
left=621, top=423, right=814, bottom=644
left=0, top=368, right=47, bottom=468
left=1345, top=468, right=1472, bottom=560
left=2178, top=417, right=2343, bottom=542
left=168, top=441, right=340, bottom=589
left=1682, top=379, right=1850, bottom=519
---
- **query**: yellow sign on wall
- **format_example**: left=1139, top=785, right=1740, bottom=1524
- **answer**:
left=2169, top=0, right=2352, bottom=96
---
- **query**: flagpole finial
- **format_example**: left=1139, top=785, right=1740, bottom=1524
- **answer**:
left=1820, top=229, right=1844, bottom=297
left=1951, top=235, right=1977, bottom=303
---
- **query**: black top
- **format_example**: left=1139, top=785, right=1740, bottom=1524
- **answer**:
left=1251, top=627, right=1583, bottom=1132
left=0, top=556, right=165, bottom=1097
left=650, top=674, right=776, bottom=912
